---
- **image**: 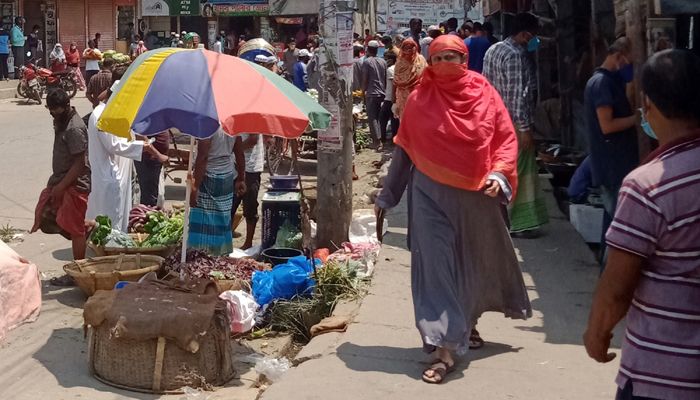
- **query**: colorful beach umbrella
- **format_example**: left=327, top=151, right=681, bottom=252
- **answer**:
left=95, top=47, right=331, bottom=265
left=96, top=47, right=331, bottom=139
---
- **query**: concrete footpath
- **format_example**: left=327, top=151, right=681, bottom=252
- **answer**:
left=261, top=186, right=622, bottom=400
left=0, top=79, right=18, bottom=100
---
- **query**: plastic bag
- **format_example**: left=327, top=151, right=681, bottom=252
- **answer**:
left=251, top=256, right=317, bottom=307
left=275, top=220, right=302, bottom=249
left=179, top=386, right=213, bottom=400
left=254, top=356, right=291, bottom=382
left=105, top=229, right=136, bottom=248
left=219, top=290, right=258, bottom=333
left=349, top=209, right=386, bottom=244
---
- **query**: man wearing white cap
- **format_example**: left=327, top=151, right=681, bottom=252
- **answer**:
left=361, top=40, right=387, bottom=148
left=421, top=25, right=442, bottom=59
left=293, top=48, right=311, bottom=91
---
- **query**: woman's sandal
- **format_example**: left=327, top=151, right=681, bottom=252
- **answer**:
left=469, top=328, right=485, bottom=349
left=422, top=359, right=455, bottom=384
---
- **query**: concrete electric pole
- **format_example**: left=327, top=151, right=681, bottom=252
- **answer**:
left=315, top=1, right=356, bottom=249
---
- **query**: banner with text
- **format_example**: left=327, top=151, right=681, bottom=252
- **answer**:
left=201, top=0, right=269, bottom=17
left=142, top=0, right=200, bottom=16
left=377, top=0, right=463, bottom=32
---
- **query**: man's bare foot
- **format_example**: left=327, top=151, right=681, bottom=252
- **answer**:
left=241, top=242, right=253, bottom=250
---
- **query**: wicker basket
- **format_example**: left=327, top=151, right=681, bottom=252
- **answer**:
left=88, top=234, right=177, bottom=258
left=88, top=315, right=234, bottom=394
left=64, top=254, right=163, bottom=296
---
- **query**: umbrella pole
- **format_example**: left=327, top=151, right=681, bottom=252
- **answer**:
left=180, top=136, right=196, bottom=272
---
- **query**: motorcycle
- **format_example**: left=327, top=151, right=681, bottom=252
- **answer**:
left=16, top=57, right=78, bottom=100
left=16, top=64, right=43, bottom=104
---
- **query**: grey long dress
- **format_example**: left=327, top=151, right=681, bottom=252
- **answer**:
left=376, top=147, right=532, bottom=355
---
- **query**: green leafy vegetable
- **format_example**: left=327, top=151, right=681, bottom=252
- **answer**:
left=140, top=213, right=184, bottom=247
left=90, top=216, right=113, bottom=246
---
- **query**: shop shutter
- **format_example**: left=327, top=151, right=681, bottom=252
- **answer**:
left=58, top=0, right=85, bottom=50
left=88, top=0, right=115, bottom=51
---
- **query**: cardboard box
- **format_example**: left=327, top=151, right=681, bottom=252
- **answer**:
left=569, top=204, right=605, bottom=243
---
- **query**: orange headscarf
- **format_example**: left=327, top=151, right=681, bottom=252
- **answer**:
left=393, top=38, right=427, bottom=119
left=394, top=35, right=519, bottom=195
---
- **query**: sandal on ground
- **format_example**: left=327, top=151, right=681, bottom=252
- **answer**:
left=422, top=358, right=454, bottom=384
left=469, top=328, right=485, bottom=349
left=49, top=274, right=76, bottom=287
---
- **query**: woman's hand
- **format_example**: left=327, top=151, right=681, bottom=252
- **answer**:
left=483, top=179, right=501, bottom=198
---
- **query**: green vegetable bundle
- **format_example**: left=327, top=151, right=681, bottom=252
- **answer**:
left=90, top=215, right=113, bottom=246
left=140, top=213, right=184, bottom=247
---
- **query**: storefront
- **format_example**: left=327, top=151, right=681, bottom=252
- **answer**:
left=0, top=0, right=17, bottom=31
left=42, top=0, right=133, bottom=56
left=141, top=0, right=200, bottom=48
left=268, top=0, right=319, bottom=48
left=201, top=0, right=269, bottom=47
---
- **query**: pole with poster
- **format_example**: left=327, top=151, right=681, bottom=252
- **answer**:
left=315, top=0, right=355, bottom=248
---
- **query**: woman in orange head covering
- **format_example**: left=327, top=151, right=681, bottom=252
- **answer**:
left=392, top=38, right=427, bottom=119
left=375, top=34, right=531, bottom=384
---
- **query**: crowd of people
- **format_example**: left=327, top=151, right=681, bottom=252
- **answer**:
left=16, top=10, right=700, bottom=398
left=30, top=42, right=282, bottom=285
left=367, top=12, right=699, bottom=400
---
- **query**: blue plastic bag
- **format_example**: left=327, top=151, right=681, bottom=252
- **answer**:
left=252, top=256, right=319, bottom=306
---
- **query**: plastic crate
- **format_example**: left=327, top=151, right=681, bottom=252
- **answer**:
left=261, top=191, right=302, bottom=250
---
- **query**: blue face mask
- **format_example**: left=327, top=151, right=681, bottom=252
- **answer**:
left=618, top=63, right=634, bottom=83
left=527, top=36, right=541, bottom=52
left=639, top=108, right=658, bottom=140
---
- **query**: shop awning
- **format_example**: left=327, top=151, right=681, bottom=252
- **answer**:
left=269, top=0, right=320, bottom=16
left=655, top=0, right=700, bottom=14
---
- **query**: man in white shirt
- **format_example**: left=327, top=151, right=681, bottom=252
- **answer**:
left=379, top=51, right=397, bottom=146
left=86, top=79, right=167, bottom=232
left=232, top=134, right=264, bottom=249
left=83, top=40, right=101, bottom=84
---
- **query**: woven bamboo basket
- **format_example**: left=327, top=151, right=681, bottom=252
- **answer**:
left=88, top=314, right=235, bottom=394
left=64, top=254, right=163, bottom=296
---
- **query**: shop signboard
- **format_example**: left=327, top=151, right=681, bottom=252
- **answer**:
left=201, top=0, right=269, bottom=17
left=269, top=0, right=321, bottom=16
left=376, top=0, right=463, bottom=32
left=142, top=0, right=200, bottom=17
left=44, top=0, right=57, bottom=67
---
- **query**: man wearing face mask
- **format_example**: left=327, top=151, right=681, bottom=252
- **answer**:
left=31, top=88, right=91, bottom=263
left=583, top=36, right=639, bottom=264
left=584, top=49, right=700, bottom=400
left=483, top=13, right=549, bottom=235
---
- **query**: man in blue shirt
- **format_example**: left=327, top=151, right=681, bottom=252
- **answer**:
left=0, top=26, right=10, bottom=80
left=10, top=17, right=25, bottom=77
left=293, top=49, right=310, bottom=92
left=466, top=23, right=492, bottom=73
left=583, top=36, right=639, bottom=261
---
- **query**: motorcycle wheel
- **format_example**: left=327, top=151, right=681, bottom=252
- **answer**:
left=61, top=78, right=78, bottom=99
left=16, top=82, right=28, bottom=99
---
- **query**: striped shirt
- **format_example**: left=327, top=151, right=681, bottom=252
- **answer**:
left=606, top=135, right=700, bottom=400
left=482, top=37, right=535, bottom=131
